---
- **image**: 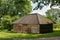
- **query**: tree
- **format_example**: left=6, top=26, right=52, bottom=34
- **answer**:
left=46, top=8, right=60, bottom=23
left=31, top=0, right=60, bottom=10
left=15, top=0, right=32, bottom=16
left=0, top=0, right=32, bottom=31
left=0, top=15, right=19, bottom=30
left=0, top=0, right=1, bottom=6
left=0, top=0, right=32, bottom=16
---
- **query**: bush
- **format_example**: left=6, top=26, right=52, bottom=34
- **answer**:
left=53, top=22, right=60, bottom=29
left=0, top=15, right=19, bottom=30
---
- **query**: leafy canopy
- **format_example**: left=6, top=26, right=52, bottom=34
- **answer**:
left=0, top=0, right=32, bottom=30
left=46, top=8, right=60, bottom=23
left=31, top=0, right=60, bottom=10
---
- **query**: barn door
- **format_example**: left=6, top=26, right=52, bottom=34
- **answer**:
left=18, top=25, right=22, bottom=32
left=26, top=27, right=31, bottom=33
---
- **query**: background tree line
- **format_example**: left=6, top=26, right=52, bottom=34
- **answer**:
left=0, top=0, right=32, bottom=31
left=0, top=0, right=60, bottom=31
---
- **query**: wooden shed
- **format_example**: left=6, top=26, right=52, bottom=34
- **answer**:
left=13, top=13, right=53, bottom=33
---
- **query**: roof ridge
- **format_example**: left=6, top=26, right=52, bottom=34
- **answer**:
left=36, top=14, right=40, bottom=24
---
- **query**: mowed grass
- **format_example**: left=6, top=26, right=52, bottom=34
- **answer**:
left=0, top=28, right=60, bottom=40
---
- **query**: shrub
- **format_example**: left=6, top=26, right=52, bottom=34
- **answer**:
left=53, top=22, right=60, bottom=29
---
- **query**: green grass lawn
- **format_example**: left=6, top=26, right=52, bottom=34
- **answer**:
left=0, top=28, right=60, bottom=40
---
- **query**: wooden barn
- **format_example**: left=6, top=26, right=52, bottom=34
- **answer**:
left=13, top=13, right=53, bottom=33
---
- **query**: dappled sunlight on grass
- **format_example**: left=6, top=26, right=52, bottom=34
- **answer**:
left=54, top=28, right=60, bottom=30
left=0, top=29, right=60, bottom=39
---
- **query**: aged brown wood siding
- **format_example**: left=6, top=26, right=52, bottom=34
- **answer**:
left=13, top=24, right=23, bottom=32
left=22, top=24, right=40, bottom=33
left=13, top=24, right=40, bottom=33
left=13, top=23, right=53, bottom=33
left=31, top=25, right=39, bottom=33
left=13, top=24, right=18, bottom=32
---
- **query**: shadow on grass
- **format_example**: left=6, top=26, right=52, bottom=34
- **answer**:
left=53, top=30, right=60, bottom=32
left=0, top=38, right=13, bottom=40
left=0, top=30, right=60, bottom=40
left=7, top=31, right=17, bottom=33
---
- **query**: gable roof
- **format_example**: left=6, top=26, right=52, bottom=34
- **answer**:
left=13, top=13, right=53, bottom=24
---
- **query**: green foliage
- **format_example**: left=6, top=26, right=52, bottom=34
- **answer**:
left=0, top=0, right=32, bottom=30
left=32, top=0, right=60, bottom=10
left=0, top=0, right=32, bottom=16
left=46, top=8, right=60, bottom=23
left=46, top=8, right=60, bottom=29
left=15, top=0, right=32, bottom=16
left=53, top=22, right=60, bottom=29
left=0, top=15, right=19, bottom=30
left=0, top=29, right=60, bottom=39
